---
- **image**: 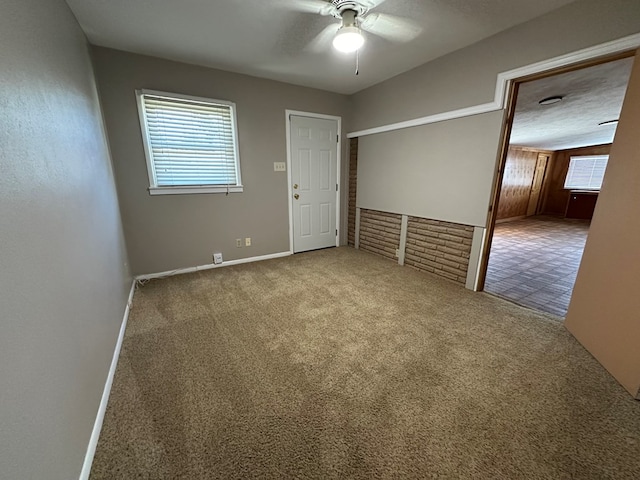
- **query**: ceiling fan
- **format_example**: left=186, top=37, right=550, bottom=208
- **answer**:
left=281, top=0, right=422, bottom=53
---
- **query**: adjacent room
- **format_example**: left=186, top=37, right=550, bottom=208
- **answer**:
left=484, top=56, right=634, bottom=317
left=2, top=1, right=640, bottom=479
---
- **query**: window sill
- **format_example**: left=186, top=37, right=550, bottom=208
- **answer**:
left=563, top=188, right=600, bottom=193
left=148, top=185, right=243, bottom=195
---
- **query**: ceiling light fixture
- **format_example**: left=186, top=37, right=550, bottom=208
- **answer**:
left=598, top=119, right=619, bottom=126
left=538, top=95, right=563, bottom=105
left=333, top=9, right=364, bottom=53
left=333, top=26, right=365, bottom=52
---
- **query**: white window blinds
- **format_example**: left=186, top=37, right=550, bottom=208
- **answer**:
left=564, top=155, right=609, bottom=190
left=137, top=90, right=242, bottom=194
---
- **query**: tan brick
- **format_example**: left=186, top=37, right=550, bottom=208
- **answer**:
left=435, top=245, right=464, bottom=256
left=438, top=270, right=460, bottom=282
left=439, top=264, right=467, bottom=277
left=347, top=138, right=358, bottom=247
left=438, top=233, right=464, bottom=243
left=419, top=258, right=440, bottom=270
left=424, top=224, right=448, bottom=234
left=446, top=240, right=470, bottom=250
left=435, top=256, right=463, bottom=269
left=360, top=211, right=471, bottom=284
left=409, top=263, right=435, bottom=274
left=415, top=238, right=443, bottom=249
left=444, top=252, right=469, bottom=262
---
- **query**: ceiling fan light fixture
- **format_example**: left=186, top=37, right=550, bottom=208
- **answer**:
left=332, top=25, right=364, bottom=53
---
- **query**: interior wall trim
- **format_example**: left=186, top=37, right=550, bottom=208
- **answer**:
left=466, top=227, right=487, bottom=291
left=354, top=207, right=361, bottom=249
left=398, top=215, right=409, bottom=266
left=347, top=33, right=640, bottom=139
left=136, top=251, right=292, bottom=281
left=79, top=279, right=136, bottom=480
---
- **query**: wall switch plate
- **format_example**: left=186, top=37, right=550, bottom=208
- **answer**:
left=273, top=162, right=286, bottom=172
left=213, top=253, right=223, bottom=264
left=236, top=238, right=242, bottom=247
left=245, top=237, right=251, bottom=247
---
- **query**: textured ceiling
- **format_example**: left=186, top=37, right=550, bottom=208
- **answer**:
left=65, top=0, right=576, bottom=94
left=510, top=57, right=634, bottom=151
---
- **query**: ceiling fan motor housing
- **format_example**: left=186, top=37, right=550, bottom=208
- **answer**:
left=340, top=9, right=358, bottom=27
left=331, top=1, right=374, bottom=19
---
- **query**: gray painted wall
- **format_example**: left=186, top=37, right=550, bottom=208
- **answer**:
left=356, top=111, right=504, bottom=227
left=352, top=0, right=640, bottom=132
left=0, top=0, right=131, bottom=479
left=92, top=48, right=350, bottom=275
left=351, top=0, right=640, bottom=227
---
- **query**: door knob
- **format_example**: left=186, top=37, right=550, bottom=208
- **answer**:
left=294, top=193, right=299, bottom=200
left=293, top=184, right=298, bottom=189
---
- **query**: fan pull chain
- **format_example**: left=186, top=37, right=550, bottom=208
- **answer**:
left=355, top=48, right=359, bottom=76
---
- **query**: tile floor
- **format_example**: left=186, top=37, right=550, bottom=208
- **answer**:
left=484, top=215, right=590, bottom=317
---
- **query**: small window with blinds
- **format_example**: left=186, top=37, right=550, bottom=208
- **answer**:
left=136, top=89, right=242, bottom=195
left=564, top=155, right=609, bottom=190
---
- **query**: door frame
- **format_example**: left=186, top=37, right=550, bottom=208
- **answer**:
left=285, top=110, right=342, bottom=254
left=476, top=50, right=636, bottom=291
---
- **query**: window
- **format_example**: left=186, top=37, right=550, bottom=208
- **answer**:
left=136, top=89, right=242, bottom=195
left=564, top=155, right=609, bottom=190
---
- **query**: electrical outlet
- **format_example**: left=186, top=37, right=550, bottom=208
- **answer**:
left=213, top=253, right=223, bottom=264
left=245, top=237, right=251, bottom=247
left=273, top=162, right=286, bottom=172
left=236, top=238, right=242, bottom=248
left=395, top=248, right=400, bottom=258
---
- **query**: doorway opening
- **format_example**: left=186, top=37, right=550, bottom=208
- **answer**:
left=481, top=54, right=635, bottom=317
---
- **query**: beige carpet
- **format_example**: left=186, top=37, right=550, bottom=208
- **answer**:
left=90, top=247, right=640, bottom=479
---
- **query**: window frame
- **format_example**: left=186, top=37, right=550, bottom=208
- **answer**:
left=136, top=89, right=243, bottom=195
left=563, top=154, right=609, bottom=191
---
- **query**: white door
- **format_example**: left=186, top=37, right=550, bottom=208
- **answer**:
left=290, top=115, right=338, bottom=253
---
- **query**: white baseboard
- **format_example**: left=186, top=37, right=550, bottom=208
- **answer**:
left=136, top=251, right=291, bottom=281
left=79, top=279, right=136, bottom=480
left=78, top=251, right=294, bottom=477
left=78, top=251, right=291, bottom=478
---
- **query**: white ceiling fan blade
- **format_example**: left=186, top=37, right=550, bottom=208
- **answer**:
left=360, top=13, right=422, bottom=43
left=363, top=0, right=388, bottom=8
left=277, top=0, right=336, bottom=16
left=305, top=23, right=340, bottom=54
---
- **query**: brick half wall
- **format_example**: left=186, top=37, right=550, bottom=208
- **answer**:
left=359, top=209, right=401, bottom=261
left=405, top=217, right=473, bottom=284
left=348, top=138, right=358, bottom=247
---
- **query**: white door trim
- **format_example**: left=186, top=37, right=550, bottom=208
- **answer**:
left=285, top=110, right=342, bottom=254
left=347, top=33, right=640, bottom=138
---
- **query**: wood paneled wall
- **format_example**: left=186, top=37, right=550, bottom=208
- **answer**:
left=541, top=144, right=611, bottom=215
left=496, top=147, right=542, bottom=220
